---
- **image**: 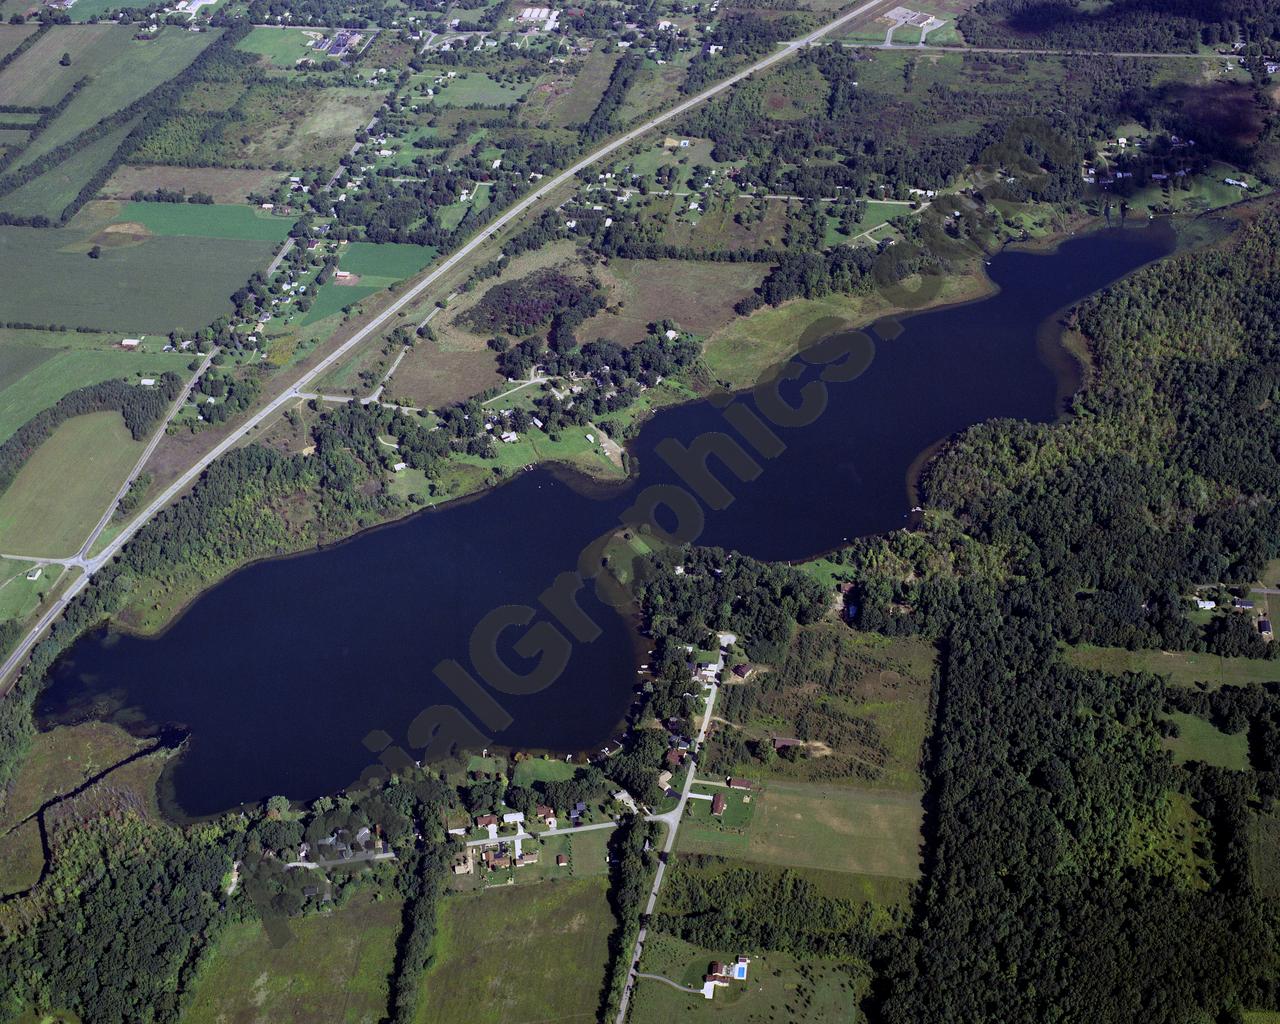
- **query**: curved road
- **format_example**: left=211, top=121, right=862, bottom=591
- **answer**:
left=0, top=0, right=895, bottom=691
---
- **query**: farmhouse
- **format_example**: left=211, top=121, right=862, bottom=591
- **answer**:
left=727, top=777, right=753, bottom=790
left=711, top=793, right=726, bottom=816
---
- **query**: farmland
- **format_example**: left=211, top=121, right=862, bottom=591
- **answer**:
left=0, top=122, right=136, bottom=221
left=0, top=411, right=144, bottom=556
left=181, top=893, right=403, bottom=1024
left=113, top=201, right=293, bottom=242
left=5, top=27, right=217, bottom=169
left=416, top=877, right=614, bottom=1024
left=0, top=556, right=62, bottom=622
left=0, top=214, right=275, bottom=332
left=0, top=334, right=192, bottom=443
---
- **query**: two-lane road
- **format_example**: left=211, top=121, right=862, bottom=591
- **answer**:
left=0, top=0, right=898, bottom=691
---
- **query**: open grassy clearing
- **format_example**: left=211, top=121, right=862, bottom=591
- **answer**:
left=1067, top=644, right=1280, bottom=689
left=0, top=342, right=191, bottom=443
left=11, top=28, right=217, bottom=170
left=0, top=411, right=143, bottom=557
left=0, top=218, right=273, bottom=332
left=181, top=892, right=403, bottom=1024
left=101, top=164, right=282, bottom=203
left=511, top=757, right=578, bottom=787
left=581, top=258, right=769, bottom=346
left=1163, top=711, right=1251, bottom=770
left=113, top=200, right=292, bottom=241
left=631, top=931, right=862, bottom=1024
left=417, top=877, right=614, bottom=1024
left=1251, top=807, right=1280, bottom=899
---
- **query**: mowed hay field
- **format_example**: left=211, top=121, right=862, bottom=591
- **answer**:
left=0, top=215, right=274, bottom=332
left=1067, top=643, right=1280, bottom=689
left=0, top=332, right=191, bottom=443
left=181, top=893, right=403, bottom=1024
left=679, top=779, right=923, bottom=882
left=583, top=258, right=770, bottom=345
left=0, top=122, right=136, bottom=221
left=0, top=23, right=121, bottom=107
left=115, top=200, right=293, bottom=242
left=0, top=411, right=143, bottom=556
left=416, top=877, right=614, bottom=1024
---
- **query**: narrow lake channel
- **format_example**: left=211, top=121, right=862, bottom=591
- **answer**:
left=37, top=222, right=1175, bottom=818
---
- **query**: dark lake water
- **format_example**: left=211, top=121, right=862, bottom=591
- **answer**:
left=37, top=224, right=1175, bottom=817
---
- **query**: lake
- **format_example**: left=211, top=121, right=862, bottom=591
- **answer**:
left=37, top=223, right=1175, bottom=817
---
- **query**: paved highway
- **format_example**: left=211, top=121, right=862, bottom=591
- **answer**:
left=0, top=0, right=896, bottom=690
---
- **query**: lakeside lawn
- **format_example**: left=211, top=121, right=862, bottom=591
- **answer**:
left=0, top=411, right=145, bottom=557
left=417, top=877, right=614, bottom=1024
left=181, top=892, right=403, bottom=1024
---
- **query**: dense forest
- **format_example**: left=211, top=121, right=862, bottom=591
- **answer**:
left=959, top=0, right=1280, bottom=51
left=823, top=205, right=1280, bottom=1020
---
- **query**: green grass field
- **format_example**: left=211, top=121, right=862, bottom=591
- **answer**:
left=340, top=241, right=437, bottom=281
left=1067, top=644, right=1280, bottom=689
left=677, top=779, right=923, bottom=882
left=237, top=26, right=323, bottom=67
left=1164, top=711, right=1251, bottom=770
left=417, top=877, right=614, bottom=1024
left=0, top=221, right=273, bottom=332
left=0, top=411, right=143, bottom=557
left=115, top=201, right=293, bottom=242
left=0, top=341, right=192, bottom=443
left=181, top=892, right=403, bottom=1024
left=0, top=23, right=120, bottom=107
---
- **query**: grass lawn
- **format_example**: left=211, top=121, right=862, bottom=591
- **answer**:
left=0, top=556, right=63, bottom=621
left=0, top=343, right=192, bottom=443
left=181, top=892, right=403, bottom=1024
left=631, top=932, right=863, bottom=1024
left=511, top=757, right=578, bottom=787
left=417, top=876, right=614, bottom=1024
left=1066, top=644, right=1280, bottom=689
left=0, top=411, right=143, bottom=557
left=115, top=201, right=293, bottom=242
left=1164, top=711, right=1251, bottom=770
left=735, top=780, right=922, bottom=881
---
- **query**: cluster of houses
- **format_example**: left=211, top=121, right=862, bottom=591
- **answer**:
left=1193, top=593, right=1273, bottom=641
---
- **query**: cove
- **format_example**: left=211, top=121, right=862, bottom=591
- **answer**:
left=37, top=223, right=1175, bottom=818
